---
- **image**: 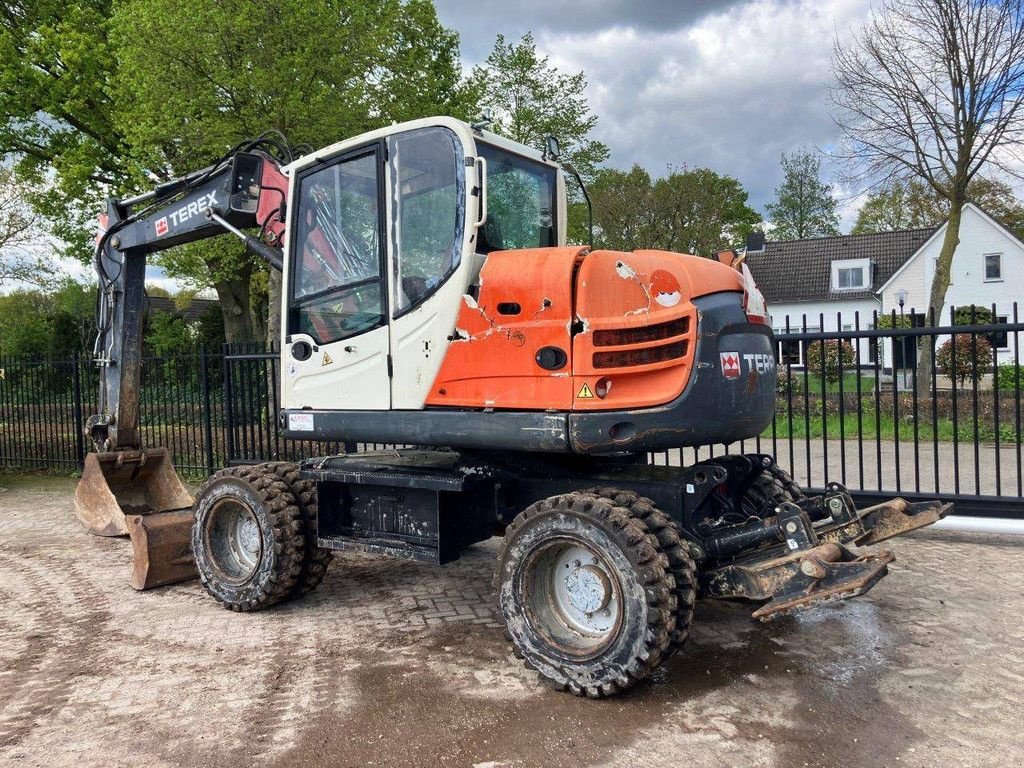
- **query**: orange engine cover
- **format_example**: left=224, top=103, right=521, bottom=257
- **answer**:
left=425, top=247, right=586, bottom=410
left=426, top=247, right=745, bottom=412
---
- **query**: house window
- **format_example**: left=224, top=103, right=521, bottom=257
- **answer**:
left=778, top=338, right=801, bottom=365
left=984, top=253, right=1002, bottom=281
left=989, top=316, right=1008, bottom=350
left=831, top=258, right=870, bottom=291
left=837, top=267, right=864, bottom=289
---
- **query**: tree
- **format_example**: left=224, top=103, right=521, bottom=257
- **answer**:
left=652, top=167, right=762, bottom=256
left=0, top=166, right=52, bottom=286
left=852, top=177, right=1024, bottom=237
left=476, top=33, right=609, bottom=180
left=832, top=0, right=1024, bottom=394
left=113, top=0, right=476, bottom=345
left=0, top=278, right=95, bottom=358
left=936, top=334, right=993, bottom=388
left=765, top=150, right=840, bottom=240
left=0, top=1, right=136, bottom=260
left=2, top=0, right=477, bottom=344
left=589, top=165, right=760, bottom=255
left=805, top=340, right=857, bottom=384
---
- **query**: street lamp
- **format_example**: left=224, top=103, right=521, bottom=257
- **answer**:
left=895, top=288, right=908, bottom=390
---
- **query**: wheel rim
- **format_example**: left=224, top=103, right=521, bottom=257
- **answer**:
left=205, top=497, right=263, bottom=585
left=523, top=539, right=622, bottom=657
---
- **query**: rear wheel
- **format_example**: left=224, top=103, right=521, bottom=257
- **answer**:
left=249, top=462, right=333, bottom=596
left=191, top=466, right=304, bottom=611
left=586, top=487, right=696, bottom=658
left=495, top=492, right=676, bottom=698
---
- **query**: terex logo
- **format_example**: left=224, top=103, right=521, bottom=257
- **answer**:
left=154, top=191, right=218, bottom=236
left=743, top=353, right=776, bottom=374
left=721, top=351, right=776, bottom=380
left=720, top=352, right=740, bottom=379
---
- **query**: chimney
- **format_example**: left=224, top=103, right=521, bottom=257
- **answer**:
left=745, top=230, right=765, bottom=253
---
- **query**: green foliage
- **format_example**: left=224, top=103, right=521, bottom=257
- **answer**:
left=765, top=150, right=840, bottom=240
left=805, top=340, right=856, bottom=384
left=936, top=334, right=993, bottom=388
left=587, top=164, right=760, bottom=255
left=952, top=305, right=995, bottom=326
left=0, top=278, right=95, bottom=358
left=876, top=314, right=913, bottom=329
left=144, top=312, right=193, bottom=356
left=476, top=33, right=609, bottom=181
left=997, top=363, right=1023, bottom=392
left=0, top=1, right=138, bottom=262
left=853, top=178, right=1024, bottom=238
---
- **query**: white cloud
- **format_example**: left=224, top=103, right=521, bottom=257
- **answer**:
left=533, top=0, right=873, bottom=214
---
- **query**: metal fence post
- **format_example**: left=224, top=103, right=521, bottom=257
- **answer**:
left=200, top=349, right=215, bottom=476
left=222, top=343, right=236, bottom=466
left=72, top=352, right=86, bottom=468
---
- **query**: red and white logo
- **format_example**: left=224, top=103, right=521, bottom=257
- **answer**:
left=720, top=352, right=741, bottom=379
left=155, top=217, right=169, bottom=237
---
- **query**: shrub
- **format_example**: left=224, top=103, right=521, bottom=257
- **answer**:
left=936, top=334, right=993, bottom=388
left=997, top=363, right=1023, bottom=392
left=805, top=339, right=856, bottom=384
left=952, top=304, right=995, bottom=326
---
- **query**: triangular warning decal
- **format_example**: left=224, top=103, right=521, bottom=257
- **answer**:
left=577, top=383, right=595, bottom=399
left=322, top=351, right=333, bottom=366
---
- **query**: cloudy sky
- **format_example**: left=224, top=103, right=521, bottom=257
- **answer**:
left=435, top=0, right=874, bottom=226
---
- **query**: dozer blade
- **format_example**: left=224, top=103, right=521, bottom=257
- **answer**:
left=74, top=448, right=194, bottom=537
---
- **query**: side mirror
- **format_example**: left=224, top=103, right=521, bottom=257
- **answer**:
left=228, top=152, right=264, bottom=214
left=544, top=135, right=561, bottom=161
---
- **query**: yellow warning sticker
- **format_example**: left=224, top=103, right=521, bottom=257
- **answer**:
left=577, top=383, right=595, bottom=399
left=322, top=351, right=333, bottom=366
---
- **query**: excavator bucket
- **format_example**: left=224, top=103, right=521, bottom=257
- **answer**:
left=74, top=448, right=198, bottom=590
left=74, top=448, right=194, bottom=536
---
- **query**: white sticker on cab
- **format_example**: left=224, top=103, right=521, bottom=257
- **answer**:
left=289, top=413, right=314, bottom=432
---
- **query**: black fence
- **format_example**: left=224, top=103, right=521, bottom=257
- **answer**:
left=2, top=306, right=1022, bottom=517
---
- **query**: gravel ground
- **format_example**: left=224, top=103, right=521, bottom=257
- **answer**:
left=1, top=473, right=1023, bottom=768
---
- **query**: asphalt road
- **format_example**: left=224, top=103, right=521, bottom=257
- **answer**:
left=1, top=473, right=1022, bottom=768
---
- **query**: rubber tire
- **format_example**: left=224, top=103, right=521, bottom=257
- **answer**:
left=247, top=462, right=333, bottom=596
left=494, top=492, right=676, bottom=698
left=586, top=487, right=696, bottom=658
left=697, top=458, right=803, bottom=519
left=191, top=466, right=304, bottom=611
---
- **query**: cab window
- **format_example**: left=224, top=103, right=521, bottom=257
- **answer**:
left=388, top=127, right=465, bottom=314
left=290, top=148, right=383, bottom=344
left=476, top=143, right=556, bottom=253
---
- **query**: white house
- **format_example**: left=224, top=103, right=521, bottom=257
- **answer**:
left=746, top=203, right=1024, bottom=370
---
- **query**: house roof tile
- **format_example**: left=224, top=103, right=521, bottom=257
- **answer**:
left=745, top=227, right=937, bottom=304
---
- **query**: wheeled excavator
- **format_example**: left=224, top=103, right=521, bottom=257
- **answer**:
left=73, top=117, right=949, bottom=697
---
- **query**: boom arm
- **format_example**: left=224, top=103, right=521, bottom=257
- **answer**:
left=89, top=146, right=290, bottom=452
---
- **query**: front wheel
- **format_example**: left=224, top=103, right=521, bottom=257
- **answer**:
left=191, top=467, right=305, bottom=611
left=494, top=492, right=677, bottom=698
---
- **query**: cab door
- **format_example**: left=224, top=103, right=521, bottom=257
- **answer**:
left=385, top=126, right=470, bottom=409
left=282, top=145, right=391, bottom=411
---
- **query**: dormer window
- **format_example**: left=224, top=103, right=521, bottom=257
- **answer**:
left=832, top=258, right=870, bottom=291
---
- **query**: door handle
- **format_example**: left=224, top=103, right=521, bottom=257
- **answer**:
left=344, top=345, right=357, bottom=353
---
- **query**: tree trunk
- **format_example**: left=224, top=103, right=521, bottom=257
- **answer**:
left=266, top=269, right=282, bottom=350
left=214, top=265, right=255, bottom=345
left=915, top=198, right=963, bottom=396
